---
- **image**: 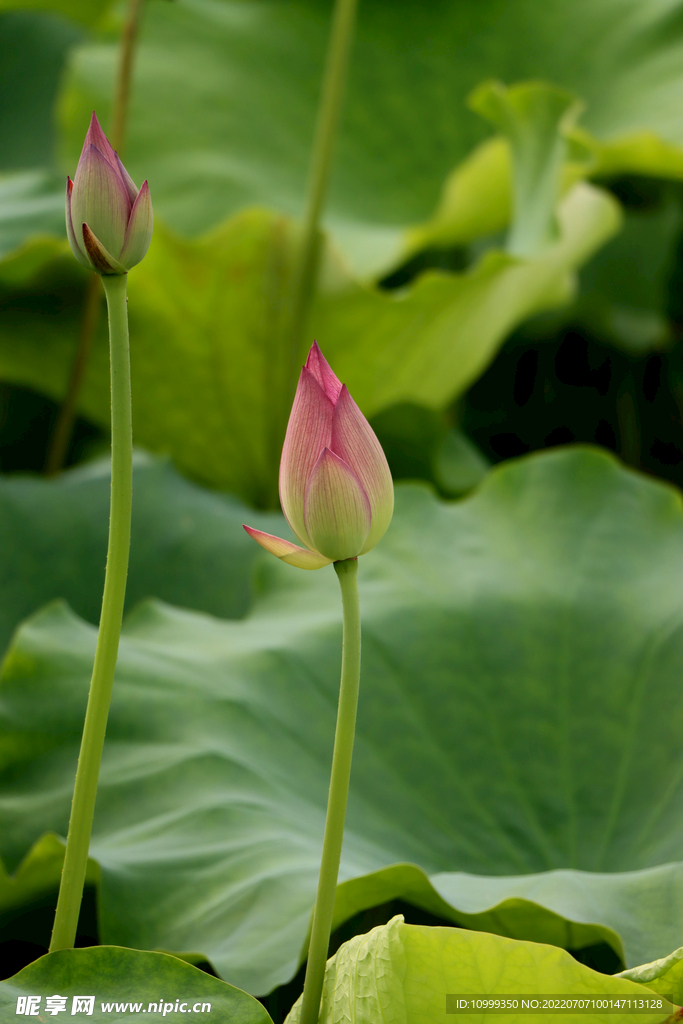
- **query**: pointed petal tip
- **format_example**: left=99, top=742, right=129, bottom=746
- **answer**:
left=304, top=340, right=322, bottom=365
left=80, top=111, right=117, bottom=170
left=304, top=341, right=343, bottom=403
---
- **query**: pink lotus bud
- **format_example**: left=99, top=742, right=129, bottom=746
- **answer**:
left=244, top=343, right=394, bottom=569
left=66, top=112, right=153, bottom=275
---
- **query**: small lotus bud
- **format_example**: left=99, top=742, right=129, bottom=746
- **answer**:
left=244, top=343, right=394, bottom=569
left=66, top=113, right=153, bottom=275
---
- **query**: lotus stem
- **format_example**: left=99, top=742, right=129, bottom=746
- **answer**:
left=110, top=0, right=145, bottom=155
left=271, top=0, right=358, bottom=504
left=298, top=557, right=362, bottom=1024
left=50, top=272, right=133, bottom=951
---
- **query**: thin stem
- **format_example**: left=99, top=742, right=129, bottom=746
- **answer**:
left=269, top=0, right=358, bottom=505
left=110, top=0, right=145, bottom=155
left=44, top=0, right=144, bottom=475
left=299, top=557, right=361, bottom=1024
left=289, top=0, right=358, bottom=344
left=44, top=275, right=102, bottom=476
left=50, top=273, right=133, bottom=952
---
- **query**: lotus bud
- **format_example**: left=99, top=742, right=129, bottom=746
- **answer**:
left=245, top=343, right=394, bottom=569
left=66, top=112, right=153, bottom=275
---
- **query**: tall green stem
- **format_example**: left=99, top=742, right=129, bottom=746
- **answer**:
left=287, top=0, right=357, bottom=351
left=267, top=0, right=358, bottom=506
left=50, top=273, right=133, bottom=952
left=299, top=557, right=361, bottom=1024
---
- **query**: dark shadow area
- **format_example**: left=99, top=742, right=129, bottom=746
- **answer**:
left=378, top=245, right=470, bottom=290
left=0, top=885, right=98, bottom=979
left=0, top=382, right=104, bottom=473
left=462, top=326, right=683, bottom=489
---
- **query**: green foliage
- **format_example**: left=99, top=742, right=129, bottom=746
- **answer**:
left=0, top=177, right=67, bottom=261
left=3, top=0, right=683, bottom=1000
left=575, top=180, right=683, bottom=354
left=0, top=453, right=286, bottom=654
left=619, top=947, right=683, bottom=1004
left=0, top=188, right=618, bottom=501
left=287, top=917, right=668, bottom=1024
left=0, top=10, right=83, bottom=173
left=468, top=81, right=584, bottom=257
left=0, top=0, right=113, bottom=28
left=0, top=833, right=98, bottom=925
left=3, top=449, right=683, bottom=994
left=58, top=0, right=683, bottom=273
left=0, top=946, right=270, bottom=1023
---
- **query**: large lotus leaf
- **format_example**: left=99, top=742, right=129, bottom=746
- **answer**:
left=619, top=948, right=683, bottom=1004
left=0, top=946, right=270, bottom=1022
left=0, top=452, right=286, bottom=655
left=287, top=918, right=672, bottom=1024
left=53, top=0, right=683, bottom=274
left=3, top=449, right=683, bottom=993
left=0, top=176, right=67, bottom=262
left=0, top=0, right=114, bottom=28
left=0, top=185, right=618, bottom=502
left=0, top=10, right=83, bottom=173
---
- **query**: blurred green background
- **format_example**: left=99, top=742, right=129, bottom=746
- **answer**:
left=3, top=0, right=683, bottom=500
left=6, top=0, right=683, bottom=1006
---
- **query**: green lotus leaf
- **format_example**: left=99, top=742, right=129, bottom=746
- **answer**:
left=0, top=185, right=618, bottom=501
left=54, top=0, right=683, bottom=275
left=619, top=947, right=683, bottom=1004
left=286, top=917, right=672, bottom=1024
left=3, top=448, right=683, bottom=994
left=0, top=946, right=270, bottom=1022
left=0, top=10, right=83, bottom=174
left=0, top=453, right=286, bottom=655
left=0, top=0, right=112, bottom=27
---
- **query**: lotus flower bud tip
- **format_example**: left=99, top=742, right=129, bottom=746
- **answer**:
left=245, top=343, right=393, bottom=570
left=66, top=112, right=153, bottom=275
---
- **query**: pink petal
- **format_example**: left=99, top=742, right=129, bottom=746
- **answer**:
left=65, top=178, right=91, bottom=270
left=119, top=181, right=153, bottom=269
left=71, top=144, right=131, bottom=259
left=80, top=111, right=119, bottom=171
left=279, top=366, right=334, bottom=550
left=303, top=447, right=371, bottom=561
left=243, top=526, right=332, bottom=570
left=115, top=151, right=139, bottom=204
left=305, top=342, right=343, bottom=403
left=81, top=223, right=127, bottom=275
left=331, top=385, right=394, bottom=554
